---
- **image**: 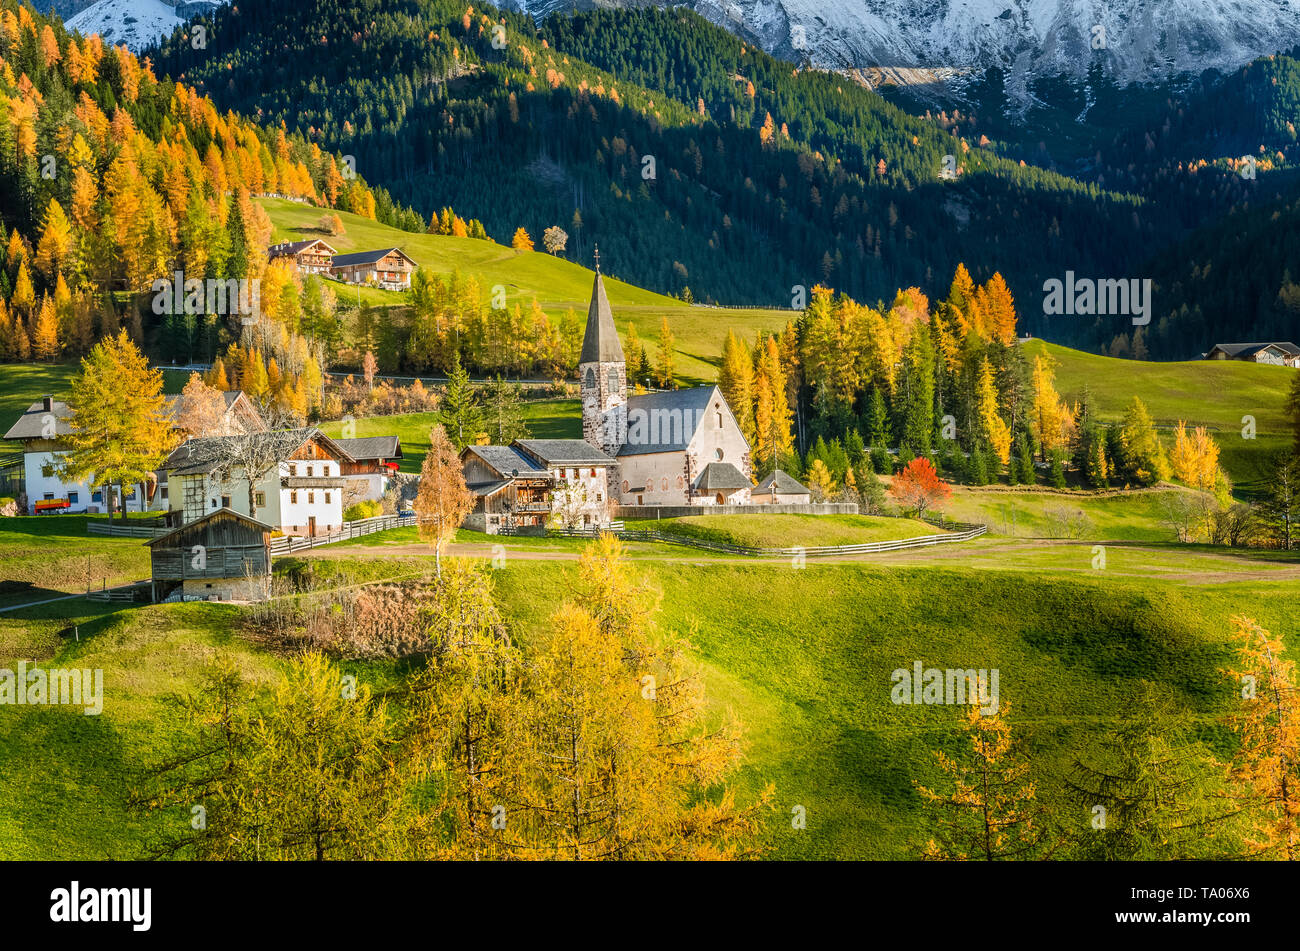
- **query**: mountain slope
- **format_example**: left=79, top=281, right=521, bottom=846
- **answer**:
left=154, top=1, right=1148, bottom=325
left=65, top=0, right=226, bottom=50
left=504, top=0, right=1300, bottom=99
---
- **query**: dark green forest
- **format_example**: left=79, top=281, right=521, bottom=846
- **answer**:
left=150, top=2, right=1300, bottom=357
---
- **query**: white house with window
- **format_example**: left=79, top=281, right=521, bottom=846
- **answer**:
left=2, top=391, right=265, bottom=515
left=160, top=429, right=352, bottom=536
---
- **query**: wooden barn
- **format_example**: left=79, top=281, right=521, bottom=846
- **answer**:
left=147, top=508, right=274, bottom=602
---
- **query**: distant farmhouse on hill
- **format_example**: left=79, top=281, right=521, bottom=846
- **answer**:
left=1205, top=342, right=1300, bottom=368
left=269, top=239, right=416, bottom=291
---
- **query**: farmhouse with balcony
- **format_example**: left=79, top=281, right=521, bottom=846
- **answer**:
left=334, top=435, right=403, bottom=502
left=3, top=391, right=264, bottom=515
left=268, top=238, right=336, bottom=275
left=147, top=508, right=273, bottom=603
left=160, top=428, right=354, bottom=536
left=1205, top=342, right=1300, bottom=368
left=329, top=248, right=416, bottom=291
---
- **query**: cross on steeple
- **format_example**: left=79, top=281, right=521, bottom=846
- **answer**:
left=593, top=245, right=600, bottom=273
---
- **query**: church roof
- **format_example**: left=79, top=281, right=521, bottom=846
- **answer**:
left=754, top=469, right=810, bottom=495
left=578, top=271, right=624, bottom=364
left=514, top=439, right=616, bottom=467
left=694, top=461, right=750, bottom=491
left=618, top=386, right=720, bottom=456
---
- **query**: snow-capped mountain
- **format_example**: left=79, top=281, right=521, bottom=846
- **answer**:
left=64, top=0, right=225, bottom=51
left=505, top=0, right=1300, bottom=90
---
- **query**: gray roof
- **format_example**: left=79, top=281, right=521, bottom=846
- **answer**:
left=1208, top=342, right=1300, bottom=358
left=754, top=469, right=809, bottom=495
left=514, top=439, right=616, bottom=467
left=462, top=445, right=549, bottom=479
left=694, top=461, right=750, bottom=491
left=618, top=386, right=720, bottom=456
left=468, top=479, right=512, bottom=498
left=161, top=428, right=349, bottom=476
left=269, top=238, right=335, bottom=257
left=3, top=397, right=73, bottom=440
left=334, top=435, right=402, bottom=461
left=146, top=507, right=276, bottom=547
left=578, top=271, right=624, bottom=364
left=331, top=247, right=414, bottom=269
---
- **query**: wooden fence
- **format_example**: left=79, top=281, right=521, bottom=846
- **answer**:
left=87, top=521, right=172, bottom=538
left=269, top=514, right=416, bottom=556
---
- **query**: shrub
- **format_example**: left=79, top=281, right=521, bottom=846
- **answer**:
left=344, top=500, right=383, bottom=522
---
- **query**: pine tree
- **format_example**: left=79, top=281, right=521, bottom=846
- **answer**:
left=440, top=351, right=482, bottom=450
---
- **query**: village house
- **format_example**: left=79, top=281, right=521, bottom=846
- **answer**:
left=460, top=444, right=555, bottom=534
left=147, top=508, right=273, bottom=603
left=1205, top=342, right=1300, bottom=368
left=334, top=435, right=403, bottom=503
left=2, top=391, right=263, bottom=515
left=330, top=248, right=417, bottom=291
left=268, top=238, right=336, bottom=275
left=160, top=428, right=353, bottom=536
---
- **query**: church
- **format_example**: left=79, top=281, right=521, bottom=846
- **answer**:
left=460, top=261, right=754, bottom=532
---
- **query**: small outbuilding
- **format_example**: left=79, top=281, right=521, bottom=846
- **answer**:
left=146, top=508, right=274, bottom=602
left=752, top=469, right=812, bottom=505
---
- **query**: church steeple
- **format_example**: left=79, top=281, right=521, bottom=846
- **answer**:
left=579, top=254, right=624, bottom=365
left=579, top=246, right=627, bottom=455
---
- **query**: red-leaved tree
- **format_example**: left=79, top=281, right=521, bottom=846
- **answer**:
left=890, top=457, right=951, bottom=519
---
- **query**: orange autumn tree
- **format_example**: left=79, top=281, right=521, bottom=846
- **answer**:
left=415, top=424, right=474, bottom=577
left=889, top=456, right=951, bottom=519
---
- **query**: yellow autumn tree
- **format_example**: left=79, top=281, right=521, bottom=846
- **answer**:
left=1030, top=355, right=1073, bottom=456
left=916, top=701, right=1057, bottom=860
left=35, top=198, right=74, bottom=278
left=1223, top=616, right=1300, bottom=860
left=510, top=226, right=533, bottom=251
left=975, top=357, right=1012, bottom=465
left=30, top=293, right=58, bottom=359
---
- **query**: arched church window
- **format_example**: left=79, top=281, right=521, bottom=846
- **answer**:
left=584, top=367, right=595, bottom=388
left=661, top=477, right=669, bottom=491
left=607, top=367, right=619, bottom=391
left=715, top=448, right=724, bottom=461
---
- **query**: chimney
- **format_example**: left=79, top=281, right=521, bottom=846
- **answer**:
left=42, top=395, right=53, bottom=412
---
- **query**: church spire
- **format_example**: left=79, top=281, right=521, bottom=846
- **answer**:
left=579, top=251, right=624, bottom=365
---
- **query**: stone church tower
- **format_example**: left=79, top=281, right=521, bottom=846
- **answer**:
left=579, top=252, right=627, bottom=456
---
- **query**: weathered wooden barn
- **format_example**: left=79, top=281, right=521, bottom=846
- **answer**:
left=147, top=508, right=273, bottom=602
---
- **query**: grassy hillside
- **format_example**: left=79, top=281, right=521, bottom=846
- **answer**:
left=263, top=198, right=793, bottom=384
left=2, top=544, right=1295, bottom=859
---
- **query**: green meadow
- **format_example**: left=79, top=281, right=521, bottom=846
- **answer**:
left=1, top=514, right=1296, bottom=859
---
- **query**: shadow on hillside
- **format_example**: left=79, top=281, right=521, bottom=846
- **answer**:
left=0, top=703, right=148, bottom=860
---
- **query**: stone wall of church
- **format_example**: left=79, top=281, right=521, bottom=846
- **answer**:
left=580, top=361, right=627, bottom=455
